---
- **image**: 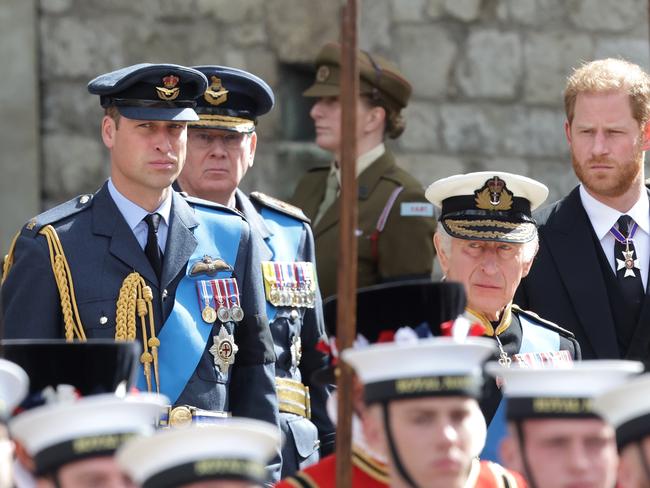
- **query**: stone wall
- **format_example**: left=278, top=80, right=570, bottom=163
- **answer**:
left=1, top=0, right=649, bottom=250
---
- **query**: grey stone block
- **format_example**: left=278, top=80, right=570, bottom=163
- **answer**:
left=392, top=0, right=427, bottom=22
left=395, top=24, right=458, bottom=99
left=399, top=101, right=441, bottom=152
left=455, top=30, right=522, bottom=99
left=595, top=38, right=650, bottom=71
left=568, top=0, right=645, bottom=32
left=523, top=32, right=593, bottom=104
left=42, top=134, right=107, bottom=201
left=444, top=0, right=481, bottom=22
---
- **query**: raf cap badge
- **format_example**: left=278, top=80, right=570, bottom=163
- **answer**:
left=474, top=176, right=513, bottom=211
left=204, top=76, right=228, bottom=106
left=156, top=74, right=180, bottom=101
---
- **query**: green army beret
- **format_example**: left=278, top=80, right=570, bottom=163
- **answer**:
left=303, top=42, right=411, bottom=112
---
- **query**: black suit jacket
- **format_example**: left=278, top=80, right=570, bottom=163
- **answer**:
left=516, top=186, right=650, bottom=360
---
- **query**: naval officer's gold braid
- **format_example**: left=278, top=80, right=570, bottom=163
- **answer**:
left=1, top=232, right=20, bottom=284
left=40, top=225, right=86, bottom=341
left=115, top=272, right=160, bottom=393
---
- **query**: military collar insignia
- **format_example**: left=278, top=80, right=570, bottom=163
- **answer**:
left=316, top=65, right=330, bottom=82
left=474, top=176, right=513, bottom=211
left=156, top=74, right=180, bottom=101
left=204, top=76, right=229, bottom=106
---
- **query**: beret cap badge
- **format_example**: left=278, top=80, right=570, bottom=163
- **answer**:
left=316, top=65, right=330, bottom=83
left=156, top=74, right=180, bottom=101
left=474, top=176, right=513, bottom=211
left=204, top=76, right=229, bottom=106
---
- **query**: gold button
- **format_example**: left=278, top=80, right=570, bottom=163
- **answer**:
left=162, top=289, right=168, bottom=300
left=99, top=316, right=108, bottom=325
left=79, top=195, right=90, bottom=204
left=169, top=406, right=193, bottom=427
left=290, top=309, right=299, bottom=321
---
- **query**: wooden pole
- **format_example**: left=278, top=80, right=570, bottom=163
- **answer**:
left=335, top=0, right=359, bottom=487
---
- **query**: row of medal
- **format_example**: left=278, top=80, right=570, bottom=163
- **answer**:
left=262, top=261, right=316, bottom=308
left=196, top=278, right=244, bottom=324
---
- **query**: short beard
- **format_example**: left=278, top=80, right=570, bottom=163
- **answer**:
left=572, top=150, right=644, bottom=199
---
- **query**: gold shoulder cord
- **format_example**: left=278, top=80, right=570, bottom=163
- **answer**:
left=3, top=226, right=160, bottom=393
left=41, top=225, right=87, bottom=341
left=3, top=227, right=86, bottom=341
left=1, top=232, right=20, bottom=283
left=115, top=272, right=160, bottom=393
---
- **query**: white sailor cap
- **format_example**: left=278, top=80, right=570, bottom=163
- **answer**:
left=425, top=171, right=549, bottom=243
left=9, top=393, right=168, bottom=476
left=0, top=358, right=29, bottom=419
left=116, top=419, right=280, bottom=488
left=341, top=337, right=496, bottom=404
left=485, top=360, right=643, bottom=420
left=592, top=373, right=650, bottom=450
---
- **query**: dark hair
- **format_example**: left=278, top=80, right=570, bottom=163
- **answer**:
left=362, top=95, right=406, bottom=139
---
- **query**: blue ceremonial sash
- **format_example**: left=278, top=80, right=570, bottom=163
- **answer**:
left=259, top=208, right=303, bottom=321
left=481, top=313, right=562, bottom=462
left=136, top=206, right=242, bottom=403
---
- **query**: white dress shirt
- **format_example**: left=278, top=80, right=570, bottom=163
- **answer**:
left=107, top=178, right=172, bottom=253
left=579, top=184, right=650, bottom=289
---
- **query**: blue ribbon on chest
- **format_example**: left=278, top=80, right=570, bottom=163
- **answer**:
left=259, top=208, right=303, bottom=321
left=136, top=206, right=243, bottom=403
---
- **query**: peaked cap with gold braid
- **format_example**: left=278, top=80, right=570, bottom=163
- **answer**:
left=189, top=65, right=274, bottom=133
left=426, top=171, right=549, bottom=243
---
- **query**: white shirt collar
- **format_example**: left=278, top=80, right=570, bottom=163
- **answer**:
left=579, top=184, right=650, bottom=239
left=107, top=178, right=172, bottom=231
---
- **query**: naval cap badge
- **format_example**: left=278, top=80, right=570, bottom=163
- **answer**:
left=474, top=176, right=513, bottom=211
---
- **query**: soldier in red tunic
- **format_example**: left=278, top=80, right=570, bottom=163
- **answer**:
left=277, top=281, right=526, bottom=488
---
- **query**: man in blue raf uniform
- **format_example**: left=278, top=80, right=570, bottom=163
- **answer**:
left=0, top=64, right=280, bottom=477
left=426, top=171, right=581, bottom=463
left=176, top=65, right=334, bottom=477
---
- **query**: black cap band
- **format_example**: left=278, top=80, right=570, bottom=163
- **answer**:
left=143, top=458, right=266, bottom=488
left=441, top=195, right=532, bottom=218
left=616, top=412, right=650, bottom=450
left=364, top=375, right=483, bottom=404
left=101, top=97, right=196, bottom=109
left=35, top=433, right=135, bottom=476
left=507, top=397, right=597, bottom=420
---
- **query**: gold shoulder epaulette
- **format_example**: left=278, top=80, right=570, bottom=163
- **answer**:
left=250, top=191, right=310, bottom=223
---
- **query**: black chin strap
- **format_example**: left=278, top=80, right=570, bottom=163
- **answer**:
left=636, top=441, right=650, bottom=484
left=381, top=402, right=421, bottom=488
left=514, top=421, right=539, bottom=488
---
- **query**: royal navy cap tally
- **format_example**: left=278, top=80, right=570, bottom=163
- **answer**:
left=342, top=337, right=496, bottom=404
left=426, top=171, right=549, bottom=243
left=190, top=65, right=274, bottom=133
left=117, top=419, right=280, bottom=488
left=9, top=393, right=168, bottom=476
left=303, top=42, right=411, bottom=112
left=88, top=63, right=208, bottom=121
left=0, top=359, right=28, bottom=419
left=314, top=280, right=467, bottom=384
left=486, top=360, right=643, bottom=420
left=2, top=339, right=140, bottom=409
left=593, top=373, right=650, bottom=450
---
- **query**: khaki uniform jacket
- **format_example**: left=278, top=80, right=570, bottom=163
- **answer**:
left=290, top=150, right=436, bottom=299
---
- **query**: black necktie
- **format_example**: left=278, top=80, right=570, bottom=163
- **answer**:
left=144, top=213, right=163, bottom=280
left=614, top=215, right=644, bottom=320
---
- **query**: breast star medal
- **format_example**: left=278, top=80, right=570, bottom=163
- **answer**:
left=209, top=326, right=239, bottom=375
